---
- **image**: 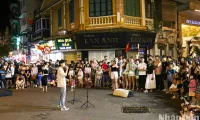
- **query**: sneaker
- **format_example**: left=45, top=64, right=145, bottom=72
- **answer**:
left=144, top=90, right=148, bottom=93
left=162, top=89, right=166, bottom=92
left=61, top=107, right=69, bottom=111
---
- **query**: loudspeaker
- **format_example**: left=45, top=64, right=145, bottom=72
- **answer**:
left=0, top=89, right=12, bottom=97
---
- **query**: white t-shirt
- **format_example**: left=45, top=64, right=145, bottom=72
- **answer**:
left=138, top=63, right=147, bottom=75
left=68, top=70, right=75, bottom=76
left=96, top=70, right=103, bottom=79
left=170, top=84, right=177, bottom=89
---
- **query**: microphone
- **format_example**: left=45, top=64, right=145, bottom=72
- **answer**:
left=63, top=66, right=67, bottom=73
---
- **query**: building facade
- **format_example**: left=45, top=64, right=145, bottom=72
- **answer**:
left=33, top=0, right=156, bottom=63
left=154, top=0, right=178, bottom=58
left=177, top=0, right=200, bottom=57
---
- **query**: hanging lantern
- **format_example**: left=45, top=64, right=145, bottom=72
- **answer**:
left=28, top=18, right=33, bottom=25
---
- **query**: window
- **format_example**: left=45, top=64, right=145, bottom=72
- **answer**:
left=89, top=0, right=112, bottom=17
left=124, top=0, right=140, bottom=17
left=47, top=19, right=50, bottom=28
left=58, top=8, right=62, bottom=27
left=145, top=0, right=152, bottom=18
left=42, top=19, right=46, bottom=28
left=69, top=0, right=74, bottom=23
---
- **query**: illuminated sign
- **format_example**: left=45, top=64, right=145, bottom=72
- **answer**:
left=186, top=20, right=200, bottom=25
left=40, top=40, right=56, bottom=50
left=56, top=38, right=75, bottom=50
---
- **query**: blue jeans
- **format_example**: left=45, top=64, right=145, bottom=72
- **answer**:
left=59, top=87, right=67, bottom=108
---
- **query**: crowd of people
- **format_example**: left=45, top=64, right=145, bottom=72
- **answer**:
left=0, top=54, right=200, bottom=116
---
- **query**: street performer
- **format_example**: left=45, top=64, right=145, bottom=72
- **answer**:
left=57, top=60, right=69, bottom=111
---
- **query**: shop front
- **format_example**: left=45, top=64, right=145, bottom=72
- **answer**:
left=76, top=31, right=156, bottom=61
left=56, top=38, right=77, bottom=64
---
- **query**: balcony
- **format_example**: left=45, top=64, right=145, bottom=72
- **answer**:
left=85, top=15, right=154, bottom=30
left=32, top=29, right=50, bottom=41
left=123, top=16, right=142, bottom=25
left=87, top=15, right=116, bottom=26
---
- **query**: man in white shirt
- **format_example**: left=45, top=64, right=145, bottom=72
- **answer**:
left=57, top=60, right=69, bottom=111
left=138, top=57, right=147, bottom=90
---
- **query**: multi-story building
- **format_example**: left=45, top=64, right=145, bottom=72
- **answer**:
left=18, top=0, right=42, bottom=62
left=176, top=0, right=200, bottom=57
left=34, top=0, right=156, bottom=62
left=154, top=0, right=178, bottom=58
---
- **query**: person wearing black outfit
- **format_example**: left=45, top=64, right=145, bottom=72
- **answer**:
left=41, top=63, right=49, bottom=92
left=162, top=56, right=169, bottom=91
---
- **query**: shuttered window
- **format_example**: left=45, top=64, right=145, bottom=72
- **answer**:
left=124, top=0, right=140, bottom=17
left=58, top=8, right=62, bottom=27
left=89, top=0, right=112, bottom=17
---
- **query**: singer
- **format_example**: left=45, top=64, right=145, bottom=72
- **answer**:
left=57, top=60, right=69, bottom=111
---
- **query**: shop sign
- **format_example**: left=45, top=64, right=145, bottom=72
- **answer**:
left=76, top=32, right=156, bottom=49
left=186, top=20, right=200, bottom=26
left=40, top=40, right=56, bottom=50
left=127, top=32, right=156, bottom=49
left=56, top=38, right=75, bottom=50
left=76, top=32, right=124, bottom=49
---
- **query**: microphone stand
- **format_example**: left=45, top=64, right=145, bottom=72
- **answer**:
left=81, top=76, right=95, bottom=110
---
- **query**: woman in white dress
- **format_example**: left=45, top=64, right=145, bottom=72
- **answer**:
left=144, top=58, right=156, bottom=93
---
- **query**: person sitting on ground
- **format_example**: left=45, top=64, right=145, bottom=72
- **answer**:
left=169, top=78, right=179, bottom=99
left=16, top=73, right=25, bottom=89
left=180, top=105, right=194, bottom=120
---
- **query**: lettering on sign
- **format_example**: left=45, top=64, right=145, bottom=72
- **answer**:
left=57, top=38, right=73, bottom=50
left=186, top=20, right=200, bottom=25
left=84, top=38, right=119, bottom=44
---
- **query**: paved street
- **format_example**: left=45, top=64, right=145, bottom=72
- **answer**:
left=0, top=88, right=181, bottom=120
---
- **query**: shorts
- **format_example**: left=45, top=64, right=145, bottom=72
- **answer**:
left=128, top=71, right=135, bottom=77
left=189, top=91, right=196, bottom=97
left=111, top=72, right=118, bottom=80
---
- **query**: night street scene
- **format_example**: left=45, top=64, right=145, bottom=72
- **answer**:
left=1, top=0, right=200, bottom=120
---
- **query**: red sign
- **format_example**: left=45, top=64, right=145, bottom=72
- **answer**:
left=43, top=46, right=51, bottom=54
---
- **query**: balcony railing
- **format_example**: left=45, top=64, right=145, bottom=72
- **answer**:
left=88, top=15, right=116, bottom=26
left=124, top=16, right=142, bottom=25
left=32, top=29, right=50, bottom=40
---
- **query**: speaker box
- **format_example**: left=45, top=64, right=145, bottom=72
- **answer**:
left=113, top=89, right=130, bottom=98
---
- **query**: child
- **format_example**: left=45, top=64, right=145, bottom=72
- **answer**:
left=68, top=66, right=75, bottom=86
left=37, top=71, right=43, bottom=88
left=77, top=68, right=83, bottom=88
left=169, top=78, right=179, bottom=99
left=95, top=66, right=103, bottom=88
left=84, top=63, right=91, bottom=87
left=25, top=66, right=31, bottom=87
left=188, top=74, right=197, bottom=103
left=180, top=105, right=194, bottom=120
left=16, top=74, right=25, bottom=89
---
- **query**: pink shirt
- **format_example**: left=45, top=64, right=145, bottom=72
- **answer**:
left=189, top=79, right=196, bottom=92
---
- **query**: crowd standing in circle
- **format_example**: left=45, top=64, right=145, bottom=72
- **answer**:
left=0, top=55, right=200, bottom=116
